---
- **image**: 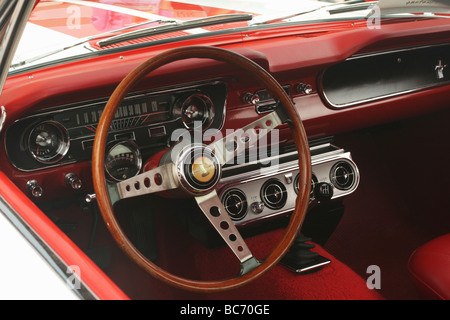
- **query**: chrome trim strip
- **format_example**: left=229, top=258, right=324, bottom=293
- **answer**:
left=321, top=84, right=447, bottom=109
left=0, top=106, right=6, bottom=134
left=294, top=259, right=331, bottom=273
left=0, top=194, right=97, bottom=300
left=320, top=42, right=450, bottom=109
left=349, top=42, right=450, bottom=60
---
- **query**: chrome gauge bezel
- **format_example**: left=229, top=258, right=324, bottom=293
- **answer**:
left=221, top=188, right=248, bottom=221
left=260, top=178, right=288, bottom=210
left=104, top=140, right=143, bottom=182
left=173, top=92, right=215, bottom=130
left=329, top=161, right=357, bottom=191
left=27, top=120, right=70, bottom=164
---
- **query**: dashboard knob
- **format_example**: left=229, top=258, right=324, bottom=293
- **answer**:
left=85, top=193, right=97, bottom=203
left=242, top=92, right=260, bottom=105
left=251, top=201, right=265, bottom=214
left=296, top=83, right=313, bottom=95
left=313, top=182, right=334, bottom=202
left=65, top=173, right=82, bottom=190
left=26, top=180, right=43, bottom=198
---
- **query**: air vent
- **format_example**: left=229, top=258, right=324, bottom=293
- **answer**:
left=330, top=161, right=356, bottom=190
left=261, top=179, right=287, bottom=210
left=222, top=189, right=248, bottom=221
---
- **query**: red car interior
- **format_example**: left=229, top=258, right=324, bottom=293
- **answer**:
left=1, top=6, right=450, bottom=299
left=408, top=234, right=450, bottom=300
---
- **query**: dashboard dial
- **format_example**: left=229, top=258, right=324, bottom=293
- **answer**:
left=28, top=121, right=70, bottom=164
left=221, top=189, right=248, bottom=221
left=105, top=140, right=142, bottom=182
left=174, top=93, right=215, bottom=130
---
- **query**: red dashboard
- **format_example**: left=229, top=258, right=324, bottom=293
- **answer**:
left=2, top=17, right=450, bottom=201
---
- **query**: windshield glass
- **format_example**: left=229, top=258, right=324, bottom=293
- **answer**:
left=10, top=0, right=450, bottom=72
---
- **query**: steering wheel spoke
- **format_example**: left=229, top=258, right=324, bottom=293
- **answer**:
left=210, top=111, right=283, bottom=165
left=195, top=190, right=254, bottom=264
left=115, top=163, right=178, bottom=201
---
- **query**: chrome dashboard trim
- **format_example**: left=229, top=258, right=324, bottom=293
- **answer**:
left=348, top=42, right=450, bottom=60
left=0, top=106, right=6, bottom=134
left=319, top=42, right=450, bottom=109
left=217, top=143, right=360, bottom=226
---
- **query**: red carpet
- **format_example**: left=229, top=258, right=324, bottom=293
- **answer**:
left=49, top=186, right=385, bottom=300
left=196, top=228, right=385, bottom=300
left=144, top=210, right=384, bottom=300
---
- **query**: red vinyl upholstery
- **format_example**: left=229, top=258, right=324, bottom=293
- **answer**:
left=408, top=234, right=450, bottom=300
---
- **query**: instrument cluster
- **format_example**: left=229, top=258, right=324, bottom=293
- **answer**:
left=6, top=81, right=227, bottom=177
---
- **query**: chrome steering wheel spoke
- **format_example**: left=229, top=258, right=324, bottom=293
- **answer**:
left=210, top=111, right=283, bottom=165
left=113, top=163, right=179, bottom=202
left=195, top=190, right=255, bottom=266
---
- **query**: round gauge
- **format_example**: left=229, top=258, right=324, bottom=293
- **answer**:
left=28, top=121, right=70, bottom=164
left=261, top=179, right=288, bottom=210
left=105, top=140, right=142, bottom=182
left=294, top=173, right=318, bottom=200
left=174, top=93, right=215, bottom=130
left=221, top=189, right=248, bottom=221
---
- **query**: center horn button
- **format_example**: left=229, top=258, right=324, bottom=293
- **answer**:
left=176, top=144, right=221, bottom=195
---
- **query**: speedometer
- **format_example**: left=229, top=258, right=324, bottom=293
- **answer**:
left=105, top=140, right=142, bottom=182
left=28, top=121, right=70, bottom=164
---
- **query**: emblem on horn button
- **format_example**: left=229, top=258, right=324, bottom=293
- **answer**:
left=176, top=144, right=221, bottom=195
left=192, top=156, right=216, bottom=183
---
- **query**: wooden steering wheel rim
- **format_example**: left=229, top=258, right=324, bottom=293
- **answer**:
left=92, top=45, right=311, bottom=293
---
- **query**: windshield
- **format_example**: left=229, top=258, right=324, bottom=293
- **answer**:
left=10, top=0, right=450, bottom=72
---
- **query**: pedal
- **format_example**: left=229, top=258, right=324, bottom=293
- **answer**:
left=280, top=234, right=331, bottom=274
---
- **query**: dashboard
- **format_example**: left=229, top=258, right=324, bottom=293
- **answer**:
left=4, top=74, right=362, bottom=226
left=2, top=17, right=450, bottom=229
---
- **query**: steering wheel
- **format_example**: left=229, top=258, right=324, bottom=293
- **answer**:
left=92, top=46, right=311, bottom=293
